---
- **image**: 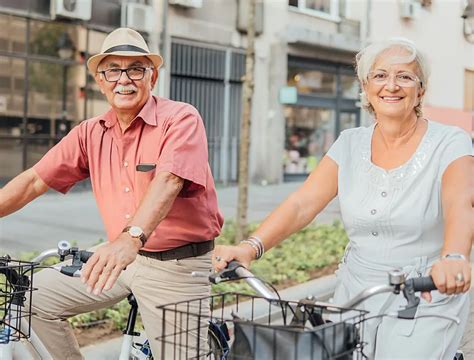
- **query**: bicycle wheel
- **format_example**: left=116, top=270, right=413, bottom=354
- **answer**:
left=207, top=320, right=230, bottom=359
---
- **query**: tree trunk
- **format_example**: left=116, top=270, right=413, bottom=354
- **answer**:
left=235, top=0, right=257, bottom=243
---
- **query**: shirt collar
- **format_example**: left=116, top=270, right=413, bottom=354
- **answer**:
left=99, top=95, right=158, bottom=130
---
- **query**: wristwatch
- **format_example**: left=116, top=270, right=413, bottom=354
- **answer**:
left=122, top=226, right=147, bottom=247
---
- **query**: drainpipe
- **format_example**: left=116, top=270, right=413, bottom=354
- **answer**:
left=157, top=0, right=168, bottom=97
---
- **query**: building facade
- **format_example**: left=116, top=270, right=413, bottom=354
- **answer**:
left=0, top=0, right=366, bottom=185
left=0, top=0, right=119, bottom=183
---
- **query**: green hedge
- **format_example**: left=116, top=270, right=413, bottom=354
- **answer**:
left=212, top=221, right=348, bottom=295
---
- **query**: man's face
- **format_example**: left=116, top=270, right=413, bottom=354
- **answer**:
left=95, top=56, right=158, bottom=114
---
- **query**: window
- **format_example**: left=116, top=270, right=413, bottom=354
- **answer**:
left=464, top=69, right=474, bottom=112
left=340, top=74, right=359, bottom=99
left=289, top=0, right=339, bottom=18
left=284, top=106, right=336, bottom=175
left=288, top=68, right=337, bottom=95
left=0, top=14, right=26, bottom=54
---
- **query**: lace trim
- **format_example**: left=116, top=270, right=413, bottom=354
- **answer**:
left=360, top=122, right=435, bottom=189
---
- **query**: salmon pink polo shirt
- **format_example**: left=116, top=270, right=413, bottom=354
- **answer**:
left=33, top=95, right=224, bottom=251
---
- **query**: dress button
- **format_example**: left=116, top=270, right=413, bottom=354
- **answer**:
left=381, top=191, right=387, bottom=197
left=371, top=231, right=379, bottom=237
left=125, top=214, right=131, bottom=219
left=371, top=209, right=377, bottom=215
left=124, top=161, right=129, bottom=167
left=125, top=187, right=130, bottom=193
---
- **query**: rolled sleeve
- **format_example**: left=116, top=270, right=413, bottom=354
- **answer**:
left=156, top=111, right=208, bottom=197
left=33, top=125, right=90, bottom=193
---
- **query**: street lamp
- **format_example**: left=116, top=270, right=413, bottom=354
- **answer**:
left=462, top=1, right=474, bottom=44
left=56, top=32, right=75, bottom=138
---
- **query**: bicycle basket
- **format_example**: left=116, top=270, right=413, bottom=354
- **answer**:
left=156, top=292, right=367, bottom=360
left=0, top=256, right=36, bottom=344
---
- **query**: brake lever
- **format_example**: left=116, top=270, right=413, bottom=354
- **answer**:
left=54, top=265, right=82, bottom=277
left=398, top=279, right=421, bottom=319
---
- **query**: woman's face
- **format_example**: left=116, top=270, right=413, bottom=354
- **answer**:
left=364, top=47, right=424, bottom=119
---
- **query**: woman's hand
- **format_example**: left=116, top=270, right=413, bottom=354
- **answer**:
left=422, top=258, right=471, bottom=302
left=212, top=243, right=256, bottom=272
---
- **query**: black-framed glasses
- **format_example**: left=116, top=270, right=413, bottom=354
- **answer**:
left=98, top=67, right=153, bottom=82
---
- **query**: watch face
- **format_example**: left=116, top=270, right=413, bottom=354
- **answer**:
left=129, top=226, right=143, bottom=237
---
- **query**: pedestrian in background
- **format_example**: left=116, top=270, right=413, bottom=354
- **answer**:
left=214, top=38, right=472, bottom=359
left=0, top=27, right=223, bottom=359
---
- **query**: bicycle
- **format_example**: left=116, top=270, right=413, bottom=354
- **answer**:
left=0, top=241, right=155, bottom=360
left=156, top=261, right=463, bottom=360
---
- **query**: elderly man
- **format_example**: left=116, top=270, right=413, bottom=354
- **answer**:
left=0, top=28, right=223, bottom=358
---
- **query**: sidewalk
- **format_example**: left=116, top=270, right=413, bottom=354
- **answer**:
left=0, top=181, right=340, bottom=254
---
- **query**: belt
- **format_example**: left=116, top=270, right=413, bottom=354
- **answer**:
left=138, top=240, right=214, bottom=261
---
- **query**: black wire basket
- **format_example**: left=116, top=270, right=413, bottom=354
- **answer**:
left=156, top=292, right=367, bottom=360
left=0, top=256, right=36, bottom=344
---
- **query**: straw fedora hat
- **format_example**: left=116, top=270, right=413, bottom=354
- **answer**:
left=87, top=28, right=163, bottom=74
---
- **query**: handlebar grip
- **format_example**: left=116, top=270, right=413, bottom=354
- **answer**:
left=409, top=276, right=437, bottom=292
left=79, top=251, right=94, bottom=263
left=209, top=260, right=243, bottom=284
left=227, top=260, right=243, bottom=270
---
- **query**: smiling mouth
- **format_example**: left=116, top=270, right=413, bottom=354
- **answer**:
left=115, top=90, right=136, bottom=95
left=380, top=96, right=404, bottom=102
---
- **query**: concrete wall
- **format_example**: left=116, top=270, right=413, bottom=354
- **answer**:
left=250, top=0, right=289, bottom=184
left=368, top=0, right=474, bottom=132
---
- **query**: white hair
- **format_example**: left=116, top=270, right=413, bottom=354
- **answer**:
left=356, top=38, right=430, bottom=117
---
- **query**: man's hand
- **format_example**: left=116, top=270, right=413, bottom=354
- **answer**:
left=81, top=233, right=141, bottom=295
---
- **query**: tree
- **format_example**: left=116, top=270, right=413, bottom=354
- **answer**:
left=235, top=0, right=257, bottom=243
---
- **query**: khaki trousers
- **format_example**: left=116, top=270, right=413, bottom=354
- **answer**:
left=28, top=250, right=212, bottom=360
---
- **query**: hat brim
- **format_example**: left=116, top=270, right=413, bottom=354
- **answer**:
left=87, top=51, right=164, bottom=74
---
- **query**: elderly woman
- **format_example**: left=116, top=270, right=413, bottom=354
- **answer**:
left=214, top=38, right=473, bottom=359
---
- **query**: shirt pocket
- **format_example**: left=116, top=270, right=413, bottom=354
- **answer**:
left=135, top=163, right=156, bottom=198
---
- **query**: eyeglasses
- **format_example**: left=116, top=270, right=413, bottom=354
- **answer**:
left=368, top=71, right=421, bottom=88
left=98, top=66, right=153, bottom=82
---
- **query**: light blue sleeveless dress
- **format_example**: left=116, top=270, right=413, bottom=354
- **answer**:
left=326, top=120, right=472, bottom=360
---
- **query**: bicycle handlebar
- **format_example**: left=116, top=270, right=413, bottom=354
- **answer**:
left=198, top=261, right=280, bottom=300
left=210, top=262, right=441, bottom=320
left=29, top=241, right=94, bottom=278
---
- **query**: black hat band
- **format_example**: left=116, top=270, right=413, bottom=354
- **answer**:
left=104, top=45, right=149, bottom=54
